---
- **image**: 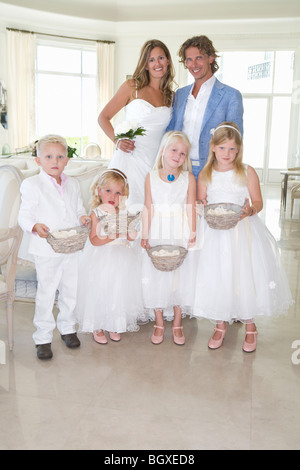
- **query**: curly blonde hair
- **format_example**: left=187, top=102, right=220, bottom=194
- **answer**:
left=132, top=39, right=176, bottom=107
left=89, top=169, right=129, bottom=210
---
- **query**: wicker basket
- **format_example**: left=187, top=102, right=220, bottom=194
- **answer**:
left=47, top=225, right=89, bottom=253
left=147, top=244, right=187, bottom=272
left=204, top=203, right=242, bottom=230
left=99, top=212, right=141, bottom=235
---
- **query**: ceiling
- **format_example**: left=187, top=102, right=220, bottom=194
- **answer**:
left=1, top=0, right=300, bottom=22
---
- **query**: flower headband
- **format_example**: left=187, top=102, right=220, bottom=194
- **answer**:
left=210, top=125, right=242, bottom=138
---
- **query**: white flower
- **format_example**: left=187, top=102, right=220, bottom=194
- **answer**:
left=269, top=281, right=276, bottom=289
left=115, top=121, right=140, bottom=135
left=114, top=121, right=146, bottom=141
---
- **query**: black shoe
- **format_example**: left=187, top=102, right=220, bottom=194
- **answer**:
left=61, top=333, right=80, bottom=349
left=36, top=343, right=53, bottom=360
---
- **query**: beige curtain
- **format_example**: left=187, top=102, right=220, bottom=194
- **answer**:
left=6, top=30, right=36, bottom=152
left=97, top=41, right=115, bottom=159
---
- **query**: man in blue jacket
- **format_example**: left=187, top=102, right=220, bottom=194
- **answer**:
left=167, top=35, right=244, bottom=180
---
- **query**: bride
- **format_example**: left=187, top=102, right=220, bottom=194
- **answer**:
left=98, top=39, right=176, bottom=211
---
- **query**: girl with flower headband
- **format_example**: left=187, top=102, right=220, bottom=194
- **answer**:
left=76, top=168, right=144, bottom=344
left=141, top=131, right=197, bottom=345
left=193, top=121, right=293, bottom=352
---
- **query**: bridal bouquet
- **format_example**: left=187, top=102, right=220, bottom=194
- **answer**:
left=114, top=121, right=146, bottom=141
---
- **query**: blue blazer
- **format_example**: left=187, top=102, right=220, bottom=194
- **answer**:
left=167, top=78, right=244, bottom=172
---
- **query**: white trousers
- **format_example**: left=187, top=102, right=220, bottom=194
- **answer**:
left=33, top=253, right=79, bottom=345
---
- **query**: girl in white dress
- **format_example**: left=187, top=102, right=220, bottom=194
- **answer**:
left=98, top=40, right=175, bottom=210
left=76, top=169, right=144, bottom=344
left=194, top=122, right=293, bottom=352
left=141, top=131, right=197, bottom=345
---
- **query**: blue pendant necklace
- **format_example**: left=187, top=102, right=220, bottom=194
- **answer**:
left=167, top=173, right=175, bottom=182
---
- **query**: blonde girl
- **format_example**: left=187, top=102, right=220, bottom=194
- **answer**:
left=76, top=169, right=144, bottom=343
left=141, top=131, right=197, bottom=346
left=193, top=122, right=293, bottom=352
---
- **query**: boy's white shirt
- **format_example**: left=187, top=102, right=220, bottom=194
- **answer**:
left=18, top=169, right=86, bottom=258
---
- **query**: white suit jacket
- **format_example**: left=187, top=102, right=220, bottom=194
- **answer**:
left=18, top=169, right=86, bottom=258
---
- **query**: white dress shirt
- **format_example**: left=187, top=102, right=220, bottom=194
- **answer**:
left=182, top=75, right=216, bottom=163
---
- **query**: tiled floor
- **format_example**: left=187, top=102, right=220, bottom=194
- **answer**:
left=0, top=184, right=299, bottom=450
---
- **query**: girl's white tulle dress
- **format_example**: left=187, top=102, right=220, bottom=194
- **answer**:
left=192, top=168, right=293, bottom=323
left=76, top=207, right=145, bottom=334
left=108, top=99, right=172, bottom=209
left=142, top=170, right=196, bottom=321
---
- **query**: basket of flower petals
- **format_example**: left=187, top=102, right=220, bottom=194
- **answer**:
left=204, top=203, right=242, bottom=230
left=147, top=245, right=188, bottom=272
left=47, top=225, right=90, bottom=253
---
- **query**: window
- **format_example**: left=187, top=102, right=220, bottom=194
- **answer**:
left=186, top=50, right=295, bottom=182
left=216, top=51, right=294, bottom=181
left=35, top=42, right=98, bottom=156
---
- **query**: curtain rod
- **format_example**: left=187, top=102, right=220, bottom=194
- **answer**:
left=6, top=27, right=115, bottom=44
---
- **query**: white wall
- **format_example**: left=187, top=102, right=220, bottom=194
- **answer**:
left=1, top=1, right=300, bottom=164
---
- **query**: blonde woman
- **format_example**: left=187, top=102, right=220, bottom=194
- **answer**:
left=98, top=39, right=175, bottom=209
left=193, top=122, right=293, bottom=352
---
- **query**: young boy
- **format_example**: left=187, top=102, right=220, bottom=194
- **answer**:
left=18, top=134, right=90, bottom=360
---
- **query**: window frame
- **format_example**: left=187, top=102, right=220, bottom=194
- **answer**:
left=35, top=37, right=98, bottom=156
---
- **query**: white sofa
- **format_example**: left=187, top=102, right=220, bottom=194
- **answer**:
left=0, top=155, right=108, bottom=210
left=0, top=155, right=108, bottom=300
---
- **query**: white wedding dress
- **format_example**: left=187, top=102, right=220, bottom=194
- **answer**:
left=108, top=99, right=172, bottom=210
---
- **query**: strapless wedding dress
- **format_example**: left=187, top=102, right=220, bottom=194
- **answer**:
left=108, top=99, right=172, bottom=210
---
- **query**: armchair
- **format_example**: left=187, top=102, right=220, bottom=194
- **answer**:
left=291, top=183, right=300, bottom=218
left=0, top=165, right=23, bottom=350
left=281, top=167, right=300, bottom=205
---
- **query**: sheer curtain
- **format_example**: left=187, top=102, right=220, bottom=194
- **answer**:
left=6, top=29, right=36, bottom=152
left=97, top=41, right=115, bottom=159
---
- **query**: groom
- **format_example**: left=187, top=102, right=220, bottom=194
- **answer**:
left=167, top=35, right=244, bottom=179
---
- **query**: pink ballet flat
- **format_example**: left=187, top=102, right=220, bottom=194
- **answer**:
left=93, top=330, right=108, bottom=344
left=242, top=330, right=258, bottom=353
left=151, top=325, right=164, bottom=345
left=208, top=326, right=227, bottom=350
left=172, top=326, right=185, bottom=345
left=109, top=332, right=121, bottom=342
